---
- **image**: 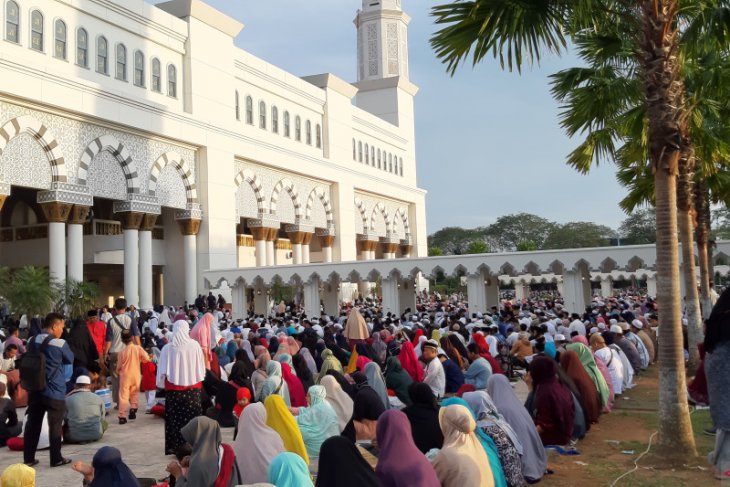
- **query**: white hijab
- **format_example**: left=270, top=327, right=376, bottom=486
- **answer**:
left=156, top=320, right=206, bottom=388
left=234, top=402, right=286, bottom=484
left=320, top=375, right=354, bottom=432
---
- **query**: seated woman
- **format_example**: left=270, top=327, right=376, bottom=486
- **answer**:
left=526, top=356, right=575, bottom=446
left=71, top=446, right=140, bottom=487
left=291, top=385, right=339, bottom=463
left=264, top=395, right=310, bottom=466
left=316, top=435, right=379, bottom=487
left=401, top=383, right=443, bottom=454
left=267, top=452, right=314, bottom=487
left=165, top=417, right=241, bottom=487
left=233, top=403, right=285, bottom=485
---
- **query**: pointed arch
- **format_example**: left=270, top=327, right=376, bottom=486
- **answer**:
left=148, top=151, right=197, bottom=203
left=269, top=178, right=302, bottom=221
left=369, top=202, right=391, bottom=234
left=234, top=169, right=265, bottom=214
left=354, top=197, right=368, bottom=233
left=304, top=186, right=334, bottom=228
left=78, top=135, right=140, bottom=193
left=393, top=206, right=410, bottom=236
left=0, top=115, right=67, bottom=182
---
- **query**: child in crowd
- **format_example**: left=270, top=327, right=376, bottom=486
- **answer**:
left=116, top=330, right=150, bottom=424
left=141, top=347, right=158, bottom=413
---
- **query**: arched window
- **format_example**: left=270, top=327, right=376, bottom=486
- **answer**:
left=305, top=120, right=312, bottom=145
left=365, top=144, right=369, bottom=164
left=283, top=111, right=290, bottom=137
left=96, top=36, right=108, bottom=74
left=115, top=44, right=127, bottom=81
left=151, top=58, right=161, bottom=92
left=358, top=141, right=363, bottom=162
left=30, top=9, right=43, bottom=51
left=294, top=116, right=301, bottom=141
left=371, top=146, right=375, bottom=164
left=377, top=149, right=381, bottom=169
left=235, top=91, right=240, bottom=120
left=133, top=50, right=144, bottom=87
left=245, top=96, right=253, bottom=124
left=352, top=139, right=356, bottom=160
left=388, top=153, right=393, bottom=172
left=399, top=157, right=403, bottom=176
left=259, top=101, right=266, bottom=129
left=76, top=28, right=88, bottom=67
left=53, top=19, right=66, bottom=59
left=5, top=1, right=19, bottom=43
left=272, top=106, right=279, bottom=133
left=315, top=124, right=321, bottom=148
left=167, top=64, right=177, bottom=97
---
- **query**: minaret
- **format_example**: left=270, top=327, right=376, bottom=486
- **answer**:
left=354, top=0, right=410, bottom=82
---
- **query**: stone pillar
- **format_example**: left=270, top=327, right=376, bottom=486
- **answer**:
left=485, top=276, right=500, bottom=309
left=303, top=276, right=321, bottom=319
left=322, top=281, right=339, bottom=317
left=515, top=280, right=530, bottom=302
left=250, top=226, right=268, bottom=267
left=357, top=239, right=369, bottom=261
left=67, top=205, right=90, bottom=282
left=380, top=237, right=399, bottom=260
left=138, top=213, right=158, bottom=310
left=40, top=201, right=73, bottom=284
left=319, top=234, right=334, bottom=263
left=253, top=285, right=268, bottom=315
left=302, top=232, right=313, bottom=264
left=117, top=212, right=144, bottom=307
left=400, top=241, right=412, bottom=258
left=177, top=218, right=201, bottom=305
left=398, top=278, right=417, bottom=314
left=562, top=268, right=590, bottom=314
left=467, top=273, right=488, bottom=316
left=600, top=276, right=613, bottom=299
left=381, top=277, right=401, bottom=315
left=646, top=274, right=657, bottom=297
left=249, top=216, right=280, bottom=268
left=265, top=228, right=277, bottom=266
left=231, top=282, right=247, bottom=319
left=286, top=224, right=315, bottom=265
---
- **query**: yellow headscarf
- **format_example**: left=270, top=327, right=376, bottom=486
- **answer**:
left=346, top=346, right=359, bottom=374
left=1, top=464, right=35, bottom=487
left=264, top=395, right=310, bottom=465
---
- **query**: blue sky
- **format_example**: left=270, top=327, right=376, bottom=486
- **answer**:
left=163, top=0, right=630, bottom=234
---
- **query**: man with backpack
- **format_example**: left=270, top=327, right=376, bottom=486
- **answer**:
left=103, top=298, right=141, bottom=408
left=22, top=312, right=74, bottom=467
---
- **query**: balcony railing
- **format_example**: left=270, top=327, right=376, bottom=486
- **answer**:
left=1, top=220, right=165, bottom=242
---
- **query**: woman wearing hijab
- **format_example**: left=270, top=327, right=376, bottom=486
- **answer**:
left=230, top=349, right=255, bottom=388
left=704, top=287, right=730, bottom=480
left=252, top=347, right=270, bottom=401
left=590, top=333, right=625, bottom=396
left=433, top=404, right=494, bottom=487
left=364, top=362, right=389, bottom=410
left=292, top=353, right=315, bottom=392
left=280, top=362, right=307, bottom=407
left=259, top=361, right=291, bottom=407
left=267, top=452, right=314, bottom=487
left=384, top=356, right=413, bottom=406
left=167, top=416, right=241, bottom=487
left=264, top=395, right=309, bottom=465
left=441, top=397, right=506, bottom=487
left=292, top=385, right=339, bottom=461
left=565, top=341, right=611, bottom=411
left=401, top=382, right=443, bottom=453
left=375, top=410, right=440, bottom=487
left=448, top=334, right=471, bottom=366
left=320, top=375, right=353, bottom=432
left=371, top=332, right=388, bottom=365
left=299, top=347, right=318, bottom=377
left=316, top=349, right=343, bottom=384
left=463, top=391, right=524, bottom=487
left=234, top=402, right=285, bottom=485
left=1, top=464, right=35, bottom=487
left=203, top=370, right=239, bottom=427
left=487, top=374, right=547, bottom=483
left=560, top=350, right=601, bottom=424
left=341, top=377, right=386, bottom=443
left=68, top=318, right=99, bottom=369
left=71, top=446, right=139, bottom=487
left=440, top=336, right=465, bottom=369
left=471, top=333, right=504, bottom=374
left=315, top=435, right=380, bottom=487
left=156, top=320, right=206, bottom=455
left=344, top=308, right=369, bottom=345
left=190, top=313, right=214, bottom=370
left=398, top=341, right=424, bottom=383
left=326, top=369, right=357, bottom=399
left=527, top=356, right=575, bottom=446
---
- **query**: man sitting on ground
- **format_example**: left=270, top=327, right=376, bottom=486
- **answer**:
left=64, top=376, right=106, bottom=444
left=0, top=382, right=21, bottom=446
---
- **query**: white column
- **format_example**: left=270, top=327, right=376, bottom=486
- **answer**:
left=562, top=269, right=589, bottom=314
left=323, top=246, right=333, bottom=263
left=322, top=282, right=340, bottom=317
left=318, top=234, right=334, bottom=264
left=138, top=228, right=153, bottom=310
left=485, top=277, right=500, bottom=309
left=266, top=239, right=275, bottom=267
left=302, top=244, right=311, bottom=264
left=600, top=277, right=613, bottom=299
left=253, top=286, right=268, bottom=315
left=515, top=281, right=530, bottom=301
left=292, top=243, right=302, bottom=264
left=183, top=234, right=197, bottom=304
left=646, top=274, right=657, bottom=297
left=303, top=276, right=321, bottom=318
left=48, top=222, right=66, bottom=284
left=124, top=228, right=140, bottom=307
left=231, top=283, right=247, bottom=319
left=381, top=277, right=400, bottom=315
left=467, top=273, right=487, bottom=316
left=254, top=240, right=266, bottom=267
left=399, top=279, right=417, bottom=314
left=67, top=223, right=83, bottom=282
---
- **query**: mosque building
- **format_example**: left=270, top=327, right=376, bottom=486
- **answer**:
left=0, top=0, right=426, bottom=307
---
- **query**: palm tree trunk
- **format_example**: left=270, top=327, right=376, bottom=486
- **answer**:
left=694, top=179, right=712, bottom=318
left=639, top=0, right=696, bottom=461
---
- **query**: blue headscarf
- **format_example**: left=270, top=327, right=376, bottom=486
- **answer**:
left=267, top=452, right=313, bottom=487
left=544, top=341, right=557, bottom=359
left=441, top=397, right=507, bottom=487
left=88, top=447, right=140, bottom=487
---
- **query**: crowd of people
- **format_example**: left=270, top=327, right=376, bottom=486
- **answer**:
left=0, top=284, right=727, bottom=485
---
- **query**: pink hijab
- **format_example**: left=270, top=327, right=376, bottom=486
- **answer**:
left=190, top=313, right=213, bottom=369
left=399, top=341, right=424, bottom=382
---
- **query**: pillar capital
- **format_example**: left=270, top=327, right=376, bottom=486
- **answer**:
left=113, top=193, right=161, bottom=215
left=68, top=205, right=91, bottom=225
left=37, top=182, right=93, bottom=207
left=39, top=201, right=73, bottom=223
left=380, top=236, right=400, bottom=254
left=319, top=234, right=335, bottom=248
left=177, top=218, right=201, bottom=236
left=139, top=213, right=159, bottom=231
left=118, top=211, right=145, bottom=230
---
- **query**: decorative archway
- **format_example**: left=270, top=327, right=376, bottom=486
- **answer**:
left=354, top=197, right=368, bottom=233
left=370, top=202, right=391, bottom=234
left=149, top=151, right=197, bottom=204
left=77, top=135, right=140, bottom=193
left=305, top=186, right=334, bottom=228
left=0, top=115, right=67, bottom=182
left=234, top=169, right=265, bottom=215
left=269, top=178, right=302, bottom=221
left=393, top=206, right=410, bottom=236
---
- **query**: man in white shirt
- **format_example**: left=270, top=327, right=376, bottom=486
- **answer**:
left=421, top=339, right=445, bottom=398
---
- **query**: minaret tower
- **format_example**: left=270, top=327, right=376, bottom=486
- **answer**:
left=354, top=0, right=410, bottom=82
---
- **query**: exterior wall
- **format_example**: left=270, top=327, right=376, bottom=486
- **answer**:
left=0, top=0, right=427, bottom=305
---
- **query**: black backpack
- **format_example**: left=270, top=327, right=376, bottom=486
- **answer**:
left=19, top=335, right=55, bottom=392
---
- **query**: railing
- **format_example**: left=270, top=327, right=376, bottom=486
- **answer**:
left=93, top=219, right=122, bottom=236
left=237, top=234, right=254, bottom=247
left=1, top=220, right=165, bottom=241
left=0, top=224, right=49, bottom=241
left=152, top=227, right=165, bottom=240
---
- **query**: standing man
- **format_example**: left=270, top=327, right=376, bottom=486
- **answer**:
left=103, top=298, right=140, bottom=408
left=23, top=312, right=74, bottom=467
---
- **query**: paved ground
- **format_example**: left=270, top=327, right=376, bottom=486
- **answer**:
left=0, top=382, right=529, bottom=485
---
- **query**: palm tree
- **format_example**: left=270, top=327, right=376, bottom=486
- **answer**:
left=429, top=0, right=727, bottom=460
left=57, top=279, right=101, bottom=320
left=3, top=266, right=58, bottom=322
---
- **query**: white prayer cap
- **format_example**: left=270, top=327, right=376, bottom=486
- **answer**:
left=610, top=324, right=623, bottom=335
left=631, top=319, right=644, bottom=330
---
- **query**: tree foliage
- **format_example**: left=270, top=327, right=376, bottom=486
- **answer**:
left=619, top=208, right=657, bottom=244
left=465, top=240, right=490, bottom=254
left=543, top=221, right=615, bottom=249
left=3, top=266, right=58, bottom=319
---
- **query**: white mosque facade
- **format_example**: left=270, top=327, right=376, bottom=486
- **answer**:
left=0, top=0, right=427, bottom=308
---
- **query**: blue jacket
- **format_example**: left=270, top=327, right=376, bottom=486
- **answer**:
left=29, top=333, right=74, bottom=401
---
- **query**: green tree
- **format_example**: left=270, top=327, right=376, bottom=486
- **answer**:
left=483, top=213, right=556, bottom=251
left=464, top=240, right=489, bottom=254
left=427, top=226, right=482, bottom=254
left=516, top=240, right=537, bottom=251
left=428, top=246, right=445, bottom=256
left=543, top=222, right=615, bottom=249
left=57, top=279, right=101, bottom=320
left=618, top=208, right=657, bottom=245
left=4, top=266, right=58, bottom=320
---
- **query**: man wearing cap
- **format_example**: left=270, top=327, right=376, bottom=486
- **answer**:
left=631, top=319, right=655, bottom=365
left=625, top=320, right=650, bottom=369
left=421, top=339, right=445, bottom=398
left=612, top=323, right=643, bottom=376
left=64, top=376, right=106, bottom=444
